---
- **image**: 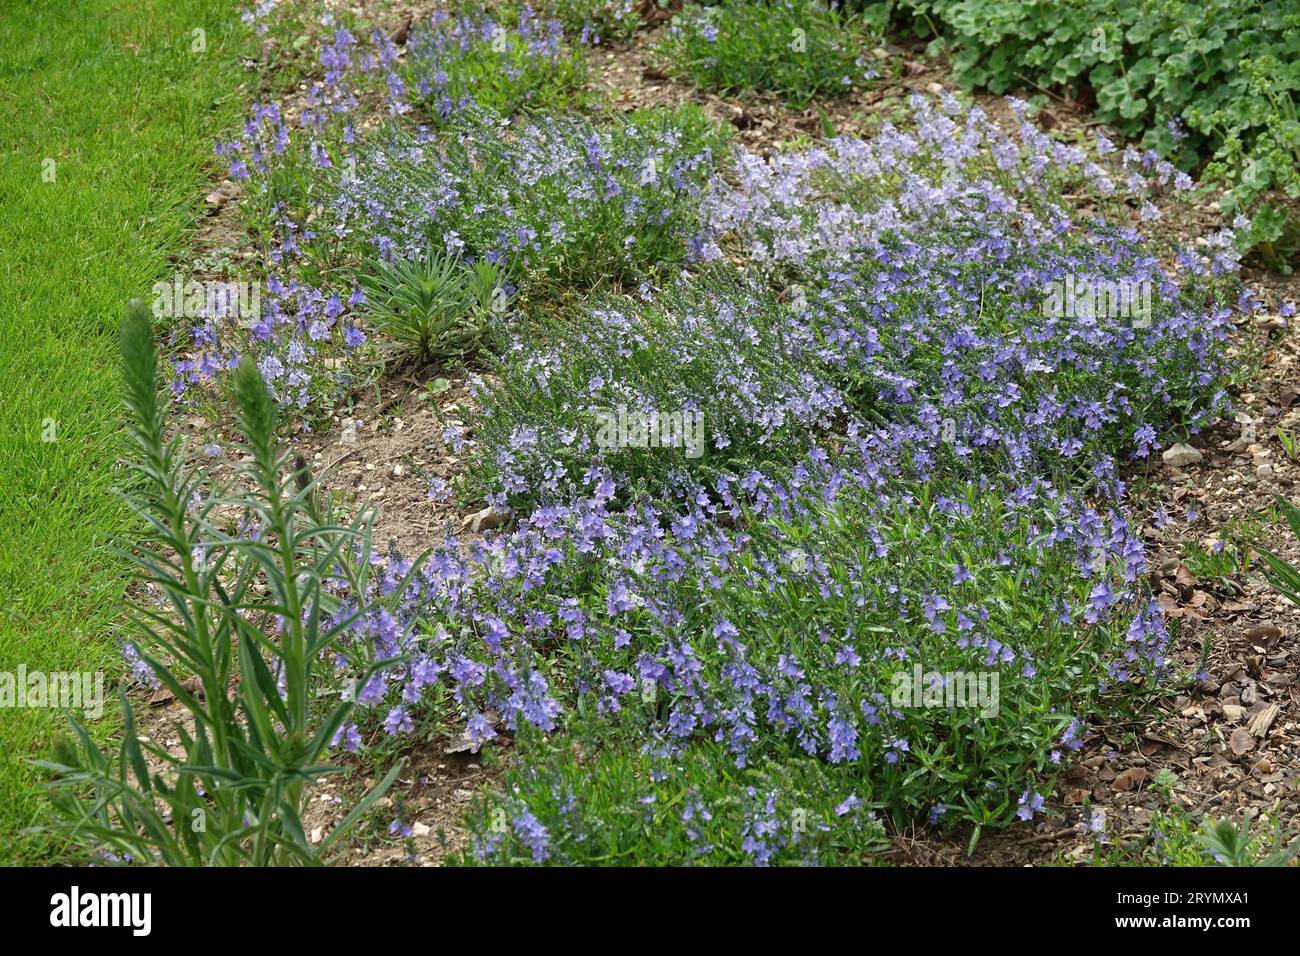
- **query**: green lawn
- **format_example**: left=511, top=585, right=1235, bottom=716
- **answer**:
left=0, top=0, right=252, bottom=864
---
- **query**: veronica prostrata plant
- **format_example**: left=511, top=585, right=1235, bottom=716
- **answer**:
left=530, top=0, right=649, bottom=44
left=656, top=0, right=879, bottom=109
left=315, top=94, right=1258, bottom=863
left=405, top=6, right=592, bottom=125
left=461, top=267, right=843, bottom=512
left=332, top=104, right=730, bottom=291
left=457, top=730, right=892, bottom=865
left=455, top=94, right=1246, bottom=516
left=330, top=452, right=1174, bottom=858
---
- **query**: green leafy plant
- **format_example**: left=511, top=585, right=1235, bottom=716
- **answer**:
left=1198, top=814, right=1300, bottom=866
left=457, top=727, right=892, bottom=865
left=1256, top=495, right=1300, bottom=606
left=356, top=247, right=508, bottom=363
left=1181, top=541, right=1246, bottom=593
left=464, top=257, right=513, bottom=319
left=1084, top=802, right=1299, bottom=866
left=1277, top=426, right=1299, bottom=462
left=34, top=300, right=412, bottom=865
left=656, top=0, right=879, bottom=109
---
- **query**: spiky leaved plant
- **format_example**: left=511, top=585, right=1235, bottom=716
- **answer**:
left=35, top=299, right=417, bottom=865
left=1257, top=495, right=1300, bottom=607
left=357, top=245, right=499, bottom=362
left=1197, top=814, right=1300, bottom=867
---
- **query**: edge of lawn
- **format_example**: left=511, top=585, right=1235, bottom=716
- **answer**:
left=0, top=0, right=262, bottom=865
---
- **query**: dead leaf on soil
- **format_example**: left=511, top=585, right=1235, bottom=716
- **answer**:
left=1110, top=767, right=1148, bottom=792
left=1229, top=727, right=1256, bottom=756
left=443, top=735, right=481, bottom=755
left=149, top=675, right=204, bottom=706
left=1244, top=625, right=1283, bottom=649
left=1162, top=443, right=1203, bottom=467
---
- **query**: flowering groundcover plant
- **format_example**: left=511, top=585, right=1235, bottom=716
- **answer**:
left=318, top=90, right=1257, bottom=862
left=330, top=105, right=729, bottom=288
left=72, top=8, right=1285, bottom=866
left=656, top=0, right=880, bottom=109
left=405, top=6, right=592, bottom=125
left=332, top=462, right=1172, bottom=863
left=532, top=0, right=646, bottom=44
left=459, top=93, right=1244, bottom=516
left=180, top=8, right=612, bottom=422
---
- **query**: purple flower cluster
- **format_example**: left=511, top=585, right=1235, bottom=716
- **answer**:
left=184, top=11, right=596, bottom=415
left=693, top=93, right=1224, bottom=271
left=324, top=441, right=1168, bottom=825
left=302, top=95, right=1260, bottom=847
left=407, top=7, right=584, bottom=125
left=330, top=104, right=725, bottom=285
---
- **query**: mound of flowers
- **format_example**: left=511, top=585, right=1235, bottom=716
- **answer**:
left=134, top=13, right=1274, bottom=864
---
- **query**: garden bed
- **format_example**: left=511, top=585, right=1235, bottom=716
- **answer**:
left=40, top=0, right=1300, bottom=867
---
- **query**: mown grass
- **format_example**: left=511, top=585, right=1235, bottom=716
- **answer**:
left=0, top=0, right=256, bottom=864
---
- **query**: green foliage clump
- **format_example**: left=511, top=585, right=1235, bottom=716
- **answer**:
left=356, top=246, right=509, bottom=363
left=656, top=0, right=879, bottom=109
left=457, top=730, right=891, bottom=865
left=528, top=0, right=653, bottom=44
left=1081, top=787, right=1299, bottom=867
